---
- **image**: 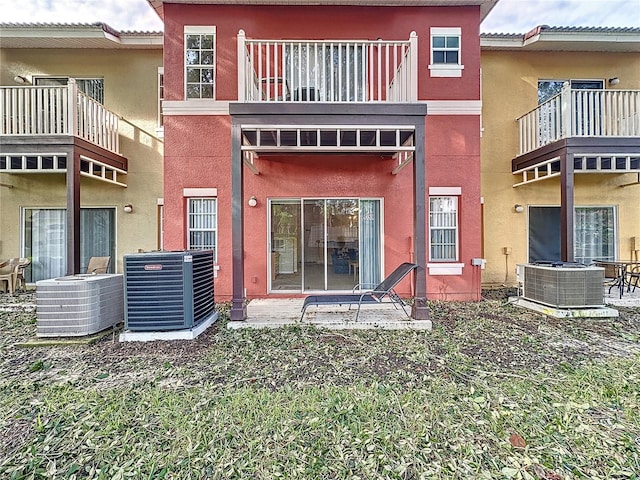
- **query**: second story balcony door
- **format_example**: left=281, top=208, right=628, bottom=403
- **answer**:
left=538, top=79, right=605, bottom=141
left=285, top=43, right=366, bottom=102
left=239, top=33, right=418, bottom=103
left=35, top=76, right=104, bottom=104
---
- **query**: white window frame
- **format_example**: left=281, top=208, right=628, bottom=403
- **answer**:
left=157, top=67, right=164, bottom=136
left=428, top=27, right=464, bottom=78
left=429, top=195, right=459, bottom=262
left=34, top=76, right=105, bottom=103
left=186, top=196, right=218, bottom=262
left=184, top=26, right=216, bottom=100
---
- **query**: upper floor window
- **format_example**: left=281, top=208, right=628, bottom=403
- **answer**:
left=428, top=27, right=463, bottom=78
left=185, top=26, right=216, bottom=99
left=157, top=67, right=164, bottom=131
left=34, top=77, right=104, bottom=104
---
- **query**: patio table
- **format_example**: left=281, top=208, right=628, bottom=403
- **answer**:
left=593, top=260, right=640, bottom=299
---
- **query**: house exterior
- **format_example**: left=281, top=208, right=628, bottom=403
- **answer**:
left=149, top=0, right=495, bottom=320
left=0, top=23, right=164, bottom=279
left=480, top=26, right=640, bottom=286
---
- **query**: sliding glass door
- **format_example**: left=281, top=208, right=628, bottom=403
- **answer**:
left=528, top=205, right=616, bottom=265
left=23, top=208, right=116, bottom=282
left=270, top=198, right=381, bottom=292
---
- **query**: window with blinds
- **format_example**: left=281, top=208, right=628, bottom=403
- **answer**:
left=187, top=198, right=217, bottom=260
left=429, top=196, right=458, bottom=261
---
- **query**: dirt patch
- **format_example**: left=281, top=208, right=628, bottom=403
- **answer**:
left=1, top=292, right=639, bottom=392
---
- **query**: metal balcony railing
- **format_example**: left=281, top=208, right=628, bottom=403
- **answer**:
left=237, top=31, right=418, bottom=103
left=0, top=79, right=120, bottom=154
left=517, top=85, right=640, bottom=156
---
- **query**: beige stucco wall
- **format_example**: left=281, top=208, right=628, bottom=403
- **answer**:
left=481, top=49, right=640, bottom=286
left=0, top=48, right=164, bottom=274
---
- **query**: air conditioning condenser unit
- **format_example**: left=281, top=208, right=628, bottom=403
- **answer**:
left=123, top=250, right=215, bottom=331
left=518, top=263, right=604, bottom=308
left=36, top=274, right=124, bottom=337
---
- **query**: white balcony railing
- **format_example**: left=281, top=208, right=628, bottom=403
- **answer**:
left=0, top=80, right=120, bottom=154
left=238, top=31, right=418, bottom=103
left=517, top=85, right=640, bottom=156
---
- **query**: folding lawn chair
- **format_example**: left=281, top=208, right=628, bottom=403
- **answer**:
left=300, top=262, right=419, bottom=321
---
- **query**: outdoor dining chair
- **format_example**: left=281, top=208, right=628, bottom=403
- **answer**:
left=86, top=256, right=111, bottom=274
left=0, top=258, right=19, bottom=294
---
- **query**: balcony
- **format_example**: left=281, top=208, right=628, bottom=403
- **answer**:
left=517, top=86, right=640, bottom=156
left=0, top=81, right=126, bottom=185
left=238, top=31, right=418, bottom=104
left=513, top=86, right=640, bottom=187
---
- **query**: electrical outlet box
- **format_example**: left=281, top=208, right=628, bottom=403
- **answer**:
left=503, top=247, right=512, bottom=255
left=471, top=258, right=486, bottom=268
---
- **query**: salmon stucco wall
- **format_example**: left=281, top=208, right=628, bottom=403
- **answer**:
left=161, top=3, right=483, bottom=302
left=162, top=3, right=481, bottom=103
left=426, top=115, right=483, bottom=300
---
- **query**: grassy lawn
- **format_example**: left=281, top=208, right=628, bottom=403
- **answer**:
left=1, top=293, right=639, bottom=479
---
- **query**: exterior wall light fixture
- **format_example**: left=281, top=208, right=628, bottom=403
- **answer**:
left=248, top=196, right=258, bottom=207
left=608, top=77, right=620, bottom=86
left=514, top=204, right=524, bottom=213
left=14, top=75, right=28, bottom=84
left=123, top=204, right=133, bottom=213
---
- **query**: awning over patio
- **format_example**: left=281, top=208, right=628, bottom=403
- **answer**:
left=228, top=102, right=429, bottom=321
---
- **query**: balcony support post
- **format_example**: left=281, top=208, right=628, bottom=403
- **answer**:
left=409, top=31, right=418, bottom=102
left=230, top=121, right=247, bottom=320
left=560, top=152, right=575, bottom=263
left=66, top=148, right=81, bottom=275
left=411, top=118, right=429, bottom=320
left=237, top=30, right=246, bottom=102
left=560, top=82, right=572, bottom=139
left=66, top=78, right=78, bottom=136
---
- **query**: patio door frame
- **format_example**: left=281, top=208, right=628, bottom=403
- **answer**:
left=267, top=197, right=384, bottom=294
left=20, top=206, right=117, bottom=282
left=527, top=204, right=618, bottom=265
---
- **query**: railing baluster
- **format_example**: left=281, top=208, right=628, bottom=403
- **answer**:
left=385, top=44, right=390, bottom=102
left=337, top=42, right=342, bottom=102
left=257, top=41, right=263, bottom=101
left=274, top=42, right=279, bottom=101
left=363, top=42, right=368, bottom=101
left=330, top=43, right=335, bottom=102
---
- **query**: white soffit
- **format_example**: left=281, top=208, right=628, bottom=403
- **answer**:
left=148, top=0, right=499, bottom=21
left=481, top=27, right=640, bottom=53
left=0, top=23, right=163, bottom=49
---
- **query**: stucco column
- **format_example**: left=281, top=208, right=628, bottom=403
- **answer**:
left=66, top=148, right=81, bottom=275
left=411, top=120, right=429, bottom=320
left=230, top=122, right=247, bottom=320
left=560, top=152, right=575, bottom=263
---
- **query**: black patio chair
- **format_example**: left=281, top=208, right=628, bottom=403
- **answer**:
left=300, top=262, right=419, bottom=321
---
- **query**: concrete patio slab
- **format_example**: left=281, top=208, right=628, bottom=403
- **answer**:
left=119, top=312, right=218, bottom=342
left=512, top=298, right=619, bottom=318
left=604, top=286, right=640, bottom=307
left=510, top=284, right=639, bottom=318
left=227, top=298, right=433, bottom=330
